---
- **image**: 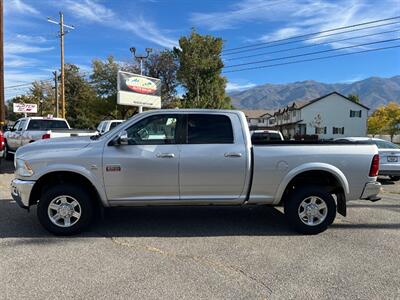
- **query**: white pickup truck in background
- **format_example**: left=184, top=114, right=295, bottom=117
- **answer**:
left=3, top=117, right=96, bottom=159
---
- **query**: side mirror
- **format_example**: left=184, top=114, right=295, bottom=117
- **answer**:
left=117, top=130, right=129, bottom=145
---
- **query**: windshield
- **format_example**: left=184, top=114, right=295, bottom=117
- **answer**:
left=252, top=132, right=283, bottom=142
left=97, top=118, right=132, bottom=140
left=373, top=140, right=400, bottom=149
left=27, top=119, right=69, bottom=130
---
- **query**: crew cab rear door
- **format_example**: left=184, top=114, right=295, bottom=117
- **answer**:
left=178, top=113, right=248, bottom=203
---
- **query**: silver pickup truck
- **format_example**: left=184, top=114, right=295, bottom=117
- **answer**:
left=3, top=117, right=96, bottom=159
left=11, top=109, right=381, bottom=235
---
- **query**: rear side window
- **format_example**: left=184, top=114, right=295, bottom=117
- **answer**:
left=27, top=120, right=69, bottom=130
left=109, top=122, right=122, bottom=130
left=187, top=114, right=234, bottom=144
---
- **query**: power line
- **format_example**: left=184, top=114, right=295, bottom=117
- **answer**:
left=223, top=44, right=400, bottom=73
left=5, top=79, right=53, bottom=90
left=225, top=38, right=400, bottom=69
left=223, top=20, right=400, bottom=55
left=225, top=28, right=400, bottom=61
left=223, top=16, right=400, bottom=53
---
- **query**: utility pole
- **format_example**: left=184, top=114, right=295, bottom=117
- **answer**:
left=47, top=12, right=74, bottom=119
left=0, top=0, right=5, bottom=127
left=53, top=71, right=59, bottom=117
left=129, top=47, right=152, bottom=113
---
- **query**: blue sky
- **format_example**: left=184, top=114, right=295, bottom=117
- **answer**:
left=4, top=0, right=400, bottom=100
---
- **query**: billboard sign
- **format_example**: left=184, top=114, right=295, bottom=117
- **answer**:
left=117, top=71, right=161, bottom=108
left=13, top=103, right=38, bottom=113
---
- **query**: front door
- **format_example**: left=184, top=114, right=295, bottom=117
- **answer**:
left=103, top=114, right=183, bottom=203
left=179, top=113, right=248, bottom=203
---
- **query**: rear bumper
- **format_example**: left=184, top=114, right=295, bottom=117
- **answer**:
left=379, top=170, right=400, bottom=176
left=10, top=179, right=35, bottom=209
left=360, top=181, right=381, bottom=201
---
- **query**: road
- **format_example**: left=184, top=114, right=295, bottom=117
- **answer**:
left=0, top=159, right=399, bottom=299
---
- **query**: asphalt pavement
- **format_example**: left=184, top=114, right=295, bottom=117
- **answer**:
left=0, top=159, right=399, bottom=299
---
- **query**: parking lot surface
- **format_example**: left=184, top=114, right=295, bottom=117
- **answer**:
left=1, top=159, right=399, bottom=299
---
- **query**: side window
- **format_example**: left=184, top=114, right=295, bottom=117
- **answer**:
left=126, top=115, right=178, bottom=145
left=187, top=114, right=234, bottom=144
left=18, top=120, right=26, bottom=131
left=101, top=122, right=108, bottom=133
left=13, top=121, right=20, bottom=131
left=109, top=122, right=121, bottom=130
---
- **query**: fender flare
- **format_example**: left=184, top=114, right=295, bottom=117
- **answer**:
left=273, top=162, right=349, bottom=204
left=33, top=164, right=108, bottom=207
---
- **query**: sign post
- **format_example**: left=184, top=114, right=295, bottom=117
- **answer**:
left=117, top=71, right=161, bottom=110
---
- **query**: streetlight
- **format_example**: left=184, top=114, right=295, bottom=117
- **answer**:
left=129, top=47, right=153, bottom=113
left=129, top=47, right=152, bottom=76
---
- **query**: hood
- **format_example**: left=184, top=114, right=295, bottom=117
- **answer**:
left=16, top=136, right=93, bottom=159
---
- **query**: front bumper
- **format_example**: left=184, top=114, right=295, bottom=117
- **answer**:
left=360, top=181, right=381, bottom=201
left=10, top=179, right=35, bottom=209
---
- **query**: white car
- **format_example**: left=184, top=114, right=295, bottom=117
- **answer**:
left=335, top=137, right=400, bottom=181
left=96, top=120, right=124, bottom=135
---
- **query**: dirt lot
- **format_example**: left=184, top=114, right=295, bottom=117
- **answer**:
left=0, top=159, right=399, bottom=299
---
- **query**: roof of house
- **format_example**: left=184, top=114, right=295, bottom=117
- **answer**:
left=274, top=91, right=369, bottom=116
left=296, top=91, right=370, bottom=110
left=241, top=109, right=274, bottom=118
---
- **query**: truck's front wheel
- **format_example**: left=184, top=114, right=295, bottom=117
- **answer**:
left=285, top=186, right=336, bottom=235
left=37, top=184, right=94, bottom=235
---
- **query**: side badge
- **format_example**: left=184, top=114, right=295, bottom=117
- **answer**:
left=106, top=165, right=122, bottom=172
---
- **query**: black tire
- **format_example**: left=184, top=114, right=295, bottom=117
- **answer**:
left=37, top=184, right=95, bottom=235
left=3, top=142, right=13, bottom=160
left=389, top=176, right=400, bottom=182
left=284, top=185, right=336, bottom=235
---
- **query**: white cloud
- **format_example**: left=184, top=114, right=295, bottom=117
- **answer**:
left=5, top=42, right=54, bottom=55
left=65, top=0, right=115, bottom=22
left=226, top=82, right=256, bottom=91
left=15, top=34, right=48, bottom=44
left=64, top=0, right=177, bottom=48
left=7, top=0, right=40, bottom=15
left=5, top=54, right=39, bottom=68
left=193, top=0, right=400, bottom=51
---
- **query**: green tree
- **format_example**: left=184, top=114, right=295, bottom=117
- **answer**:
left=64, top=64, right=99, bottom=128
left=368, top=102, right=400, bottom=141
left=174, top=29, right=231, bottom=108
left=145, top=50, right=178, bottom=107
left=6, top=81, right=56, bottom=121
left=347, top=94, right=360, bottom=103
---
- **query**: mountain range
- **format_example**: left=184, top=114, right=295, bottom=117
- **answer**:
left=229, top=76, right=400, bottom=111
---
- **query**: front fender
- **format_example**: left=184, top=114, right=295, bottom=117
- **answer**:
left=273, top=162, right=349, bottom=204
left=33, top=164, right=108, bottom=207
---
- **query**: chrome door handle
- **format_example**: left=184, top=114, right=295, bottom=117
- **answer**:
left=224, top=152, right=242, bottom=158
left=156, top=153, right=175, bottom=158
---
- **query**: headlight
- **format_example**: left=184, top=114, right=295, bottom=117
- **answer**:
left=15, top=159, right=34, bottom=177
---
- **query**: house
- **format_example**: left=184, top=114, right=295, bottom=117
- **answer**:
left=241, top=109, right=274, bottom=129
left=265, top=92, right=369, bottom=139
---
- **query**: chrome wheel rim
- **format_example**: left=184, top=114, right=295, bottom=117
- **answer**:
left=48, top=196, right=81, bottom=228
left=298, top=196, right=327, bottom=226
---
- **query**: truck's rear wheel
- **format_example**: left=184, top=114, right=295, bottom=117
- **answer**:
left=285, top=186, right=336, bottom=234
left=37, top=184, right=94, bottom=235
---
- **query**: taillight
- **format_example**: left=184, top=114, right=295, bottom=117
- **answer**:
left=369, top=154, right=379, bottom=177
left=0, top=132, right=4, bottom=150
left=42, top=133, right=51, bottom=139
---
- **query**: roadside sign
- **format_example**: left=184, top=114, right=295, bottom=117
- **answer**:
left=13, top=103, right=38, bottom=113
left=117, top=71, right=161, bottom=109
